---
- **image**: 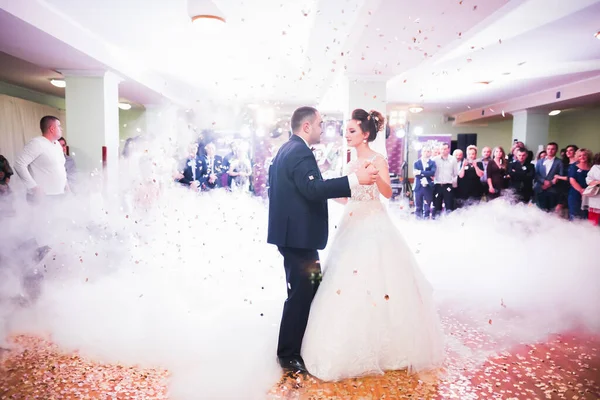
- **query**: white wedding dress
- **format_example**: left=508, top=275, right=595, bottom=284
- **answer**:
left=301, top=157, right=445, bottom=381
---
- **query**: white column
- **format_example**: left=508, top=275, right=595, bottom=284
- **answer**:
left=64, top=70, right=121, bottom=193
left=512, top=110, right=549, bottom=155
left=344, top=79, right=387, bottom=163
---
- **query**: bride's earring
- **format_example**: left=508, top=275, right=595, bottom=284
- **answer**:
left=362, top=139, right=367, bottom=143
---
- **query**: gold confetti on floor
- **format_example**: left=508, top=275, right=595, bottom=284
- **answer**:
left=1, top=321, right=599, bottom=399
left=0, top=336, right=170, bottom=400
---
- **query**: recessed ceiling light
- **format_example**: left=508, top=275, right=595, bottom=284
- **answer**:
left=548, top=110, right=561, bottom=116
left=408, top=106, right=424, bottom=113
left=118, top=103, right=132, bottom=110
left=50, top=79, right=66, bottom=88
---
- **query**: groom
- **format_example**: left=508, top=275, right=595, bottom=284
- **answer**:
left=267, top=106, right=379, bottom=375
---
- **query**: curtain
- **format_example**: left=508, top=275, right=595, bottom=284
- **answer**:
left=0, top=94, right=66, bottom=167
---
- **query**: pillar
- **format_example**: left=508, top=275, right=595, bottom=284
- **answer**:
left=512, top=110, right=549, bottom=155
left=64, top=70, right=121, bottom=193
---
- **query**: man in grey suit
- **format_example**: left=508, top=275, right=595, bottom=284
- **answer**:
left=533, top=142, right=564, bottom=211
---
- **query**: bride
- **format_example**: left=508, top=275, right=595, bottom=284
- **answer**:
left=301, top=108, right=444, bottom=381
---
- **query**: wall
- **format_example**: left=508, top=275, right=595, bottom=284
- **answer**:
left=0, top=81, right=66, bottom=110
left=548, top=106, right=600, bottom=153
left=119, top=108, right=146, bottom=142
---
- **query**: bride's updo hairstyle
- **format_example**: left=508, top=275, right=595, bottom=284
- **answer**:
left=351, top=109, right=385, bottom=143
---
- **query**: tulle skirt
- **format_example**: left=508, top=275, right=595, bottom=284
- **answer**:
left=301, top=199, right=444, bottom=381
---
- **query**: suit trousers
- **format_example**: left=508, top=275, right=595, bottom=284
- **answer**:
left=277, top=246, right=320, bottom=359
left=414, top=186, right=434, bottom=219
left=433, top=183, right=455, bottom=218
left=536, top=190, right=559, bottom=212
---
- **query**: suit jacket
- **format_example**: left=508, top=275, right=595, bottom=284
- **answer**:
left=178, top=157, right=204, bottom=186
left=508, top=160, right=534, bottom=195
left=533, top=157, right=564, bottom=193
left=201, top=155, right=224, bottom=189
left=267, top=135, right=351, bottom=250
left=413, top=159, right=436, bottom=191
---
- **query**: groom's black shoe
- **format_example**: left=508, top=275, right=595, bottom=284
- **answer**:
left=278, top=356, right=309, bottom=375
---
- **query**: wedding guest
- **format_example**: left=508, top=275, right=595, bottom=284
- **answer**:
left=456, top=145, right=484, bottom=207
left=583, top=152, right=600, bottom=226
left=413, top=146, right=436, bottom=219
left=0, top=153, right=13, bottom=195
left=58, top=137, right=77, bottom=191
left=178, top=142, right=203, bottom=192
left=533, top=142, right=564, bottom=212
left=14, top=116, right=67, bottom=204
left=479, top=146, right=492, bottom=200
left=536, top=150, right=547, bottom=161
left=432, top=143, right=458, bottom=218
left=555, top=144, right=579, bottom=217
left=486, top=146, right=508, bottom=200
left=568, top=149, right=592, bottom=220
left=507, top=147, right=535, bottom=203
left=200, top=142, right=223, bottom=190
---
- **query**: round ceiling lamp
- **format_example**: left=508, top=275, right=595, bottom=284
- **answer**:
left=118, top=103, right=132, bottom=110
left=50, top=79, right=66, bottom=88
left=408, top=106, right=424, bottom=114
left=188, top=0, right=226, bottom=30
left=548, top=110, right=561, bottom=116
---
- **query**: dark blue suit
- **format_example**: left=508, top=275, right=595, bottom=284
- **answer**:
left=413, top=159, right=436, bottom=219
left=267, top=134, right=351, bottom=360
left=533, top=157, right=564, bottom=211
left=200, top=155, right=224, bottom=190
left=178, top=157, right=204, bottom=187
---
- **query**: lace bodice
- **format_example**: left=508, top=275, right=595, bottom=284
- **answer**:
left=345, top=158, right=383, bottom=202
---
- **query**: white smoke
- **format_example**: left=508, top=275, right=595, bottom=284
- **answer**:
left=0, top=139, right=599, bottom=399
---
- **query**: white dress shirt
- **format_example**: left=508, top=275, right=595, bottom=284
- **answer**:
left=543, top=156, right=555, bottom=177
left=433, top=155, right=458, bottom=184
left=14, top=136, right=67, bottom=195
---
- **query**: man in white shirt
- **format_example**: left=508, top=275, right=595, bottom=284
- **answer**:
left=432, top=142, right=458, bottom=218
left=14, top=116, right=68, bottom=203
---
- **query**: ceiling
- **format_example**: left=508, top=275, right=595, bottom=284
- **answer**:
left=0, top=7, right=167, bottom=107
left=0, top=0, right=599, bottom=114
left=0, top=51, right=65, bottom=97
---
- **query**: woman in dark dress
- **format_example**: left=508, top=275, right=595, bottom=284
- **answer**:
left=457, top=145, right=484, bottom=206
left=486, top=146, right=509, bottom=200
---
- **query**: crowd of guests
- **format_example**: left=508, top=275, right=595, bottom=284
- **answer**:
left=3, top=116, right=599, bottom=228
left=413, top=141, right=600, bottom=225
left=175, top=139, right=252, bottom=193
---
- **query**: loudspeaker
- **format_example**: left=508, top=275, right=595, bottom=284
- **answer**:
left=457, top=133, right=477, bottom=152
